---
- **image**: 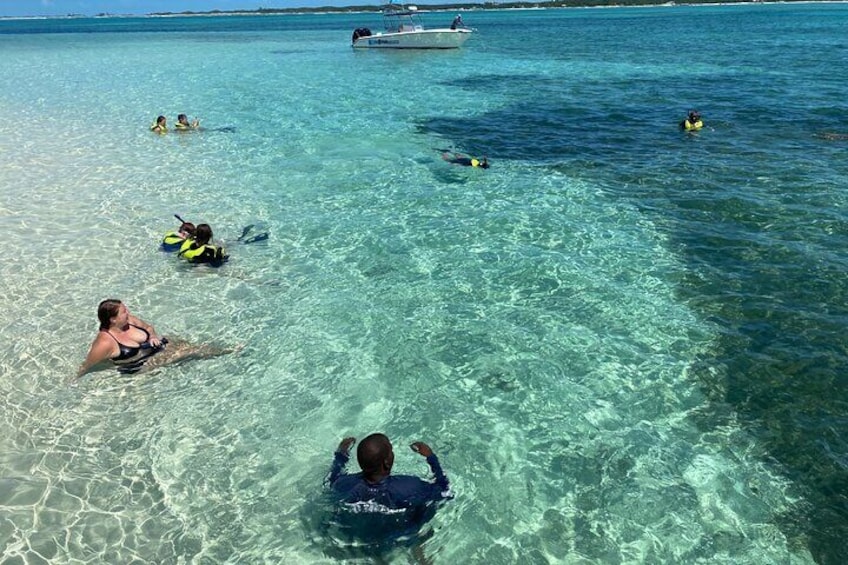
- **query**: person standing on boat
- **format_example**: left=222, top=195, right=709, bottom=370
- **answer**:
left=451, top=14, right=463, bottom=30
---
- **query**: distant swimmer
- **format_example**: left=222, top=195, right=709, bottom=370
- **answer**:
left=76, top=299, right=236, bottom=379
left=680, top=109, right=703, bottom=131
left=815, top=132, right=848, bottom=141
left=175, top=113, right=200, bottom=130
left=150, top=115, right=167, bottom=133
left=442, top=152, right=489, bottom=168
left=178, top=223, right=228, bottom=266
left=162, top=214, right=196, bottom=252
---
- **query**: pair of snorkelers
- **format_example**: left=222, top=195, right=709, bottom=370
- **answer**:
left=150, top=113, right=200, bottom=133
left=161, top=214, right=227, bottom=265
left=162, top=214, right=269, bottom=266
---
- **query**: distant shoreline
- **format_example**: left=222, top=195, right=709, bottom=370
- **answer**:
left=1, top=0, right=845, bottom=20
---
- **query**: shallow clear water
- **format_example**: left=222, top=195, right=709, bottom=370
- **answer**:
left=1, top=5, right=847, bottom=563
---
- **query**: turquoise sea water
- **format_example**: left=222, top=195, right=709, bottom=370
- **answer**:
left=1, top=4, right=847, bottom=563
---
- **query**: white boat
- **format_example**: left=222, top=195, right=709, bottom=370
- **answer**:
left=352, top=4, right=472, bottom=50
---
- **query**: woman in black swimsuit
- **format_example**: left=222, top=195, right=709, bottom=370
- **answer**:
left=77, top=299, right=233, bottom=378
left=77, top=299, right=165, bottom=377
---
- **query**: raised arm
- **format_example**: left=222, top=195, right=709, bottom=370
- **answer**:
left=410, top=442, right=451, bottom=495
left=325, top=437, right=355, bottom=487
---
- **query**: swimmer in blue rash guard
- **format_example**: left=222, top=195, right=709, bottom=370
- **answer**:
left=325, top=433, right=451, bottom=537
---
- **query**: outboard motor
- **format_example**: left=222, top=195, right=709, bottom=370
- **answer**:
left=352, top=27, right=372, bottom=43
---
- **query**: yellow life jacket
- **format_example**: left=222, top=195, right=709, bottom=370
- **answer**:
left=174, top=122, right=190, bottom=130
left=684, top=119, right=703, bottom=131
left=150, top=123, right=167, bottom=133
left=162, top=230, right=187, bottom=251
left=179, top=238, right=227, bottom=264
left=470, top=158, right=480, bottom=167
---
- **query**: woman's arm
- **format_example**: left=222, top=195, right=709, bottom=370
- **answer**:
left=128, top=314, right=162, bottom=347
left=76, top=334, right=117, bottom=379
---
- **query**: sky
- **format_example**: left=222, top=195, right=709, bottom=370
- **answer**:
left=0, top=0, right=449, bottom=18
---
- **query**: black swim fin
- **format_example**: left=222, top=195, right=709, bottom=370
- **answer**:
left=237, top=224, right=255, bottom=241
left=241, top=233, right=269, bottom=244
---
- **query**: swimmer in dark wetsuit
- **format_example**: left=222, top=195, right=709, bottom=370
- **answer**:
left=77, top=299, right=166, bottom=377
left=442, top=152, right=489, bottom=168
left=324, top=434, right=452, bottom=547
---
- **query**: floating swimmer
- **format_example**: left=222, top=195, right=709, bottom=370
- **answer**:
left=815, top=132, right=848, bottom=141
left=175, top=113, right=200, bottom=130
left=162, top=214, right=196, bottom=251
left=150, top=115, right=167, bottom=133
left=76, top=299, right=235, bottom=379
left=179, top=223, right=228, bottom=266
left=442, top=152, right=490, bottom=169
left=680, top=109, right=703, bottom=131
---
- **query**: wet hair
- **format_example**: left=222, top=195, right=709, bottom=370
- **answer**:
left=97, top=299, right=122, bottom=330
left=180, top=222, right=196, bottom=236
left=157, top=115, right=166, bottom=124
left=480, top=158, right=490, bottom=169
left=178, top=113, right=187, bottom=122
left=194, top=223, right=213, bottom=246
left=357, top=433, right=392, bottom=476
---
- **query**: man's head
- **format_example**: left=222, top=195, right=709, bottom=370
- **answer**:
left=688, top=110, right=701, bottom=121
left=357, top=433, right=394, bottom=480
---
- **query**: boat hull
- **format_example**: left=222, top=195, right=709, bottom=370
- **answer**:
left=352, top=29, right=471, bottom=49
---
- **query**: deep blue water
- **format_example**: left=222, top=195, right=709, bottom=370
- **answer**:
left=1, top=4, right=847, bottom=563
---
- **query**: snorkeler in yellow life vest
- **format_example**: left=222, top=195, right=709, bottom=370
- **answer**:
left=681, top=110, right=703, bottom=131
left=150, top=115, right=167, bottom=133
left=174, top=113, right=200, bottom=130
left=442, top=152, right=490, bottom=168
left=162, top=216, right=196, bottom=252
left=178, top=223, right=228, bottom=266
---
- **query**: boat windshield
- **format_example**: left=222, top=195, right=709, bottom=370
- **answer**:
left=382, top=4, right=424, bottom=33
